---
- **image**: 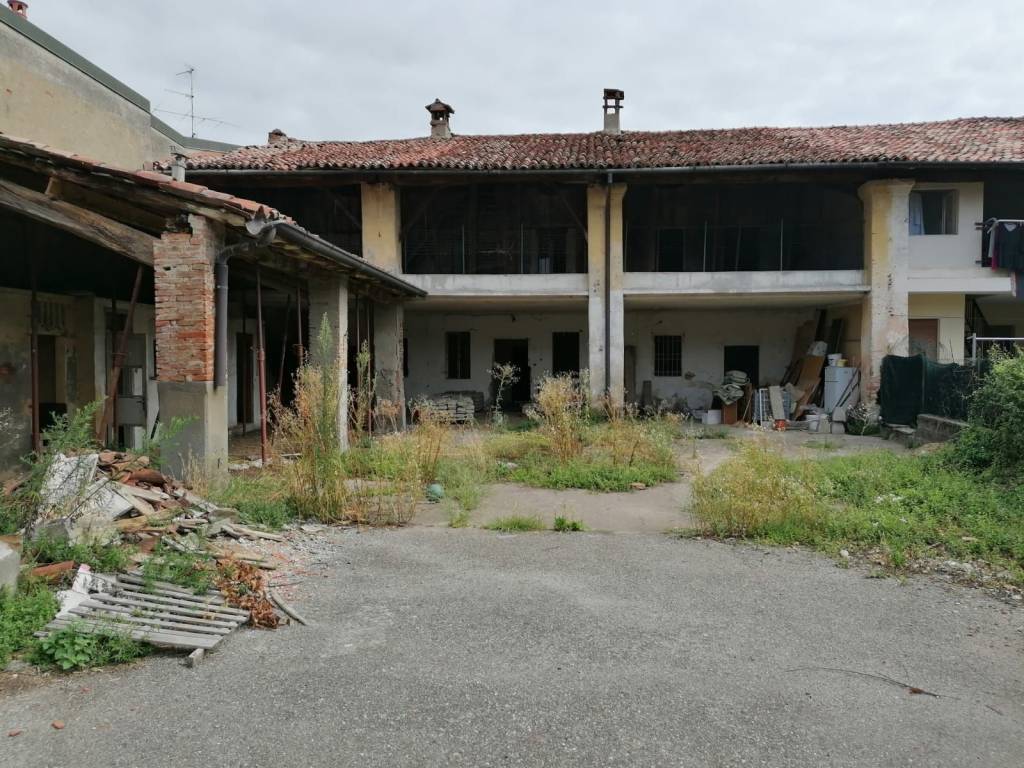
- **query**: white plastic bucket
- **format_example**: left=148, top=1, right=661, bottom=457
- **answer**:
left=704, top=409, right=722, bottom=425
left=827, top=353, right=842, bottom=366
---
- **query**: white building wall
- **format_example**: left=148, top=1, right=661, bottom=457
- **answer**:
left=624, top=307, right=818, bottom=409
left=404, top=310, right=588, bottom=405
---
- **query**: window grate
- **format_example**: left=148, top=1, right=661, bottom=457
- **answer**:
left=653, top=336, right=682, bottom=377
left=446, top=332, right=471, bottom=379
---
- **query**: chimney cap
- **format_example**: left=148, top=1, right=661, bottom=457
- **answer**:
left=6, top=1, right=28, bottom=17
left=267, top=128, right=288, bottom=145
left=426, top=98, right=454, bottom=117
left=603, top=88, right=624, bottom=102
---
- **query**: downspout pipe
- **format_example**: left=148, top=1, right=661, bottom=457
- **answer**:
left=604, top=171, right=613, bottom=396
left=214, top=232, right=274, bottom=388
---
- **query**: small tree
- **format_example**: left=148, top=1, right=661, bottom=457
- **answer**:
left=488, top=362, right=520, bottom=427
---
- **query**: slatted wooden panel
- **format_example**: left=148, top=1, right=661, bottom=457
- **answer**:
left=36, top=575, right=250, bottom=651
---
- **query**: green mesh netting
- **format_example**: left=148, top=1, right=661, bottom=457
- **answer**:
left=880, top=354, right=980, bottom=425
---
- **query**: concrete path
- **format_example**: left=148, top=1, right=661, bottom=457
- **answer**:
left=2, top=528, right=1020, bottom=767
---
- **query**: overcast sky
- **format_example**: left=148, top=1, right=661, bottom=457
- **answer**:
left=24, top=1, right=1024, bottom=146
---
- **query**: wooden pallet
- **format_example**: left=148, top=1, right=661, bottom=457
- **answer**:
left=36, top=574, right=250, bottom=651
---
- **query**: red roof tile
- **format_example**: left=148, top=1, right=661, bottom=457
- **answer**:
left=182, top=117, right=1024, bottom=172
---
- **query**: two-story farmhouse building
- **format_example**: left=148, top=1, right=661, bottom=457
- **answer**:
left=183, top=92, right=1024, bottom=413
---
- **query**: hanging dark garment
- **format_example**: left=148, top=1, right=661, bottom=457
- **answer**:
left=994, top=222, right=1024, bottom=271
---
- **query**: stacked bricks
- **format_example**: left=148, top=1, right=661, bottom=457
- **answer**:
left=153, top=216, right=219, bottom=382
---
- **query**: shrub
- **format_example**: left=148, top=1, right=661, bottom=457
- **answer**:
left=0, top=580, right=59, bottom=666
left=527, top=374, right=587, bottom=462
left=272, top=318, right=351, bottom=523
left=691, top=439, right=822, bottom=538
left=948, top=350, right=1024, bottom=478
left=32, top=622, right=150, bottom=671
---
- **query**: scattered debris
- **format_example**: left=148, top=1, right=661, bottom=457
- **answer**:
left=269, top=589, right=309, bottom=626
left=185, top=648, right=205, bottom=668
left=51, top=721, right=65, bottom=730
left=786, top=666, right=942, bottom=698
left=629, top=482, right=647, bottom=491
left=8, top=729, right=23, bottom=737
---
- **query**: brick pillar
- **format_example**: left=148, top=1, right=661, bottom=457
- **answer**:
left=586, top=183, right=626, bottom=406
left=373, top=301, right=406, bottom=430
left=153, top=216, right=228, bottom=478
left=858, top=179, right=914, bottom=404
left=308, top=276, right=349, bottom=450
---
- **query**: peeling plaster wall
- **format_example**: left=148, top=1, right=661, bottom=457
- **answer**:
left=909, top=293, right=966, bottom=363
left=624, top=307, right=817, bottom=409
left=404, top=310, right=589, bottom=406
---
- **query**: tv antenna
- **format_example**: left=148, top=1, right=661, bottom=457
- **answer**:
left=156, top=66, right=237, bottom=138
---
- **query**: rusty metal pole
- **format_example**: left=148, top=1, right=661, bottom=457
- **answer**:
left=276, top=293, right=291, bottom=395
left=295, top=283, right=304, bottom=362
left=29, top=256, right=40, bottom=454
left=255, top=267, right=269, bottom=465
left=97, top=266, right=143, bottom=443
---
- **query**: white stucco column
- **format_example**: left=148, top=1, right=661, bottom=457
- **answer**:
left=586, top=183, right=626, bottom=406
left=360, top=182, right=402, bottom=273
left=307, top=276, right=349, bottom=450
left=858, top=179, right=914, bottom=403
left=373, top=301, right=406, bottom=429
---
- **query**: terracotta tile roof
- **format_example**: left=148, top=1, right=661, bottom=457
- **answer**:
left=181, top=117, right=1024, bottom=173
left=0, top=132, right=287, bottom=222
left=0, top=132, right=425, bottom=296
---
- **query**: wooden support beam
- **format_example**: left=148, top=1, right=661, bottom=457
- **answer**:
left=0, top=177, right=155, bottom=265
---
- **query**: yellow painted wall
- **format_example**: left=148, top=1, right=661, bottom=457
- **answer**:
left=909, top=293, right=965, bottom=363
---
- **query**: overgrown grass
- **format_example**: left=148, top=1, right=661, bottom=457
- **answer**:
left=0, top=579, right=59, bottom=666
left=487, top=416, right=678, bottom=492
left=691, top=440, right=1024, bottom=581
left=24, top=536, right=134, bottom=573
left=140, top=544, right=215, bottom=594
left=484, top=515, right=545, bottom=532
left=209, top=472, right=295, bottom=530
left=553, top=516, right=585, bottom=532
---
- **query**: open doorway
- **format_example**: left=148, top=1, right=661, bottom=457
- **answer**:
left=236, top=332, right=254, bottom=427
left=551, top=331, right=580, bottom=376
left=724, top=345, right=760, bottom=387
left=493, top=338, right=531, bottom=407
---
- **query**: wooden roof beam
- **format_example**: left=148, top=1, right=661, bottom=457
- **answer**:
left=0, top=176, right=156, bottom=265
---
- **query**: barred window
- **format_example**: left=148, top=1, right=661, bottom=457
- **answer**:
left=653, top=335, right=682, bottom=377
left=446, top=332, right=471, bottom=379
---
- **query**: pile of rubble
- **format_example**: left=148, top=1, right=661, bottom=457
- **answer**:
left=29, top=450, right=281, bottom=570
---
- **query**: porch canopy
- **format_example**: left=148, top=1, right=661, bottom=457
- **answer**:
left=0, top=132, right=424, bottom=474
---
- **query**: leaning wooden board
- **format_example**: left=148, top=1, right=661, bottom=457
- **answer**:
left=35, top=574, right=250, bottom=651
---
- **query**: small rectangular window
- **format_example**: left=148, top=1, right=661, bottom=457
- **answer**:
left=445, top=332, right=471, bottom=379
left=909, top=190, right=957, bottom=235
left=653, top=335, right=682, bottom=377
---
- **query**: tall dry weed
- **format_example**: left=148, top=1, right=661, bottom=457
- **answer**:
left=525, top=374, right=587, bottom=462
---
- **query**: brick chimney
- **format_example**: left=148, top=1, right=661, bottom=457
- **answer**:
left=7, top=1, right=28, bottom=18
left=426, top=99, right=454, bottom=139
left=267, top=128, right=288, bottom=146
left=603, top=88, right=624, bottom=135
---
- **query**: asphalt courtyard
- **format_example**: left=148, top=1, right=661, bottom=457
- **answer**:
left=2, top=527, right=1022, bottom=767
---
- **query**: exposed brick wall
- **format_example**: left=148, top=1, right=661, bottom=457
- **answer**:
left=153, top=216, right=220, bottom=382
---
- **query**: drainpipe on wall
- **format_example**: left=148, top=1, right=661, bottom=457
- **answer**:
left=604, top=171, right=613, bottom=395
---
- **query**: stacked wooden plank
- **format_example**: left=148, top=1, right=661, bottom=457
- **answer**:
left=36, top=574, right=249, bottom=651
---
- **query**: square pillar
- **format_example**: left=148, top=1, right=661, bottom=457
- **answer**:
left=586, top=183, right=626, bottom=406
left=360, top=183, right=402, bottom=273
left=308, top=275, right=349, bottom=450
left=373, top=301, right=406, bottom=430
left=858, top=179, right=914, bottom=403
left=153, top=215, right=228, bottom=479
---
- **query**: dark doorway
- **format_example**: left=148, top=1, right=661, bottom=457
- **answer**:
left=493, top=338, right=531, bottom=407
left=236, top=332, right=254, bottom=426
left=724, top=345, right=759, bottom=387
left=909, top=319, right=939, bottom=360
left=551, top=332, right=580, bottom=376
